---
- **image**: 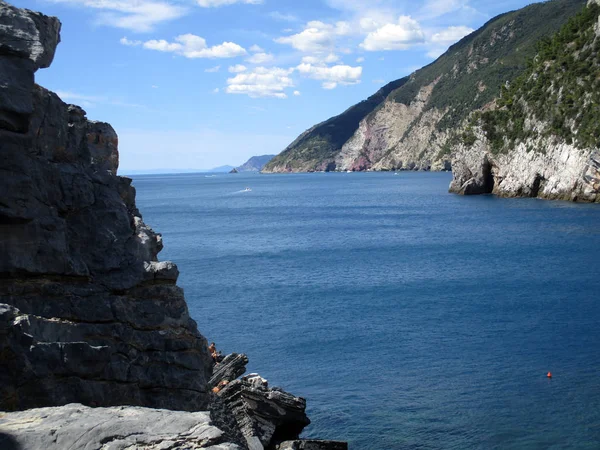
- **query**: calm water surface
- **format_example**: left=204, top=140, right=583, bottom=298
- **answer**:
left=132, top=172, right=600, bottom=449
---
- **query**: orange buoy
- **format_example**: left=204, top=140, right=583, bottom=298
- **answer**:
left=547, top=372, right=552, bottom=378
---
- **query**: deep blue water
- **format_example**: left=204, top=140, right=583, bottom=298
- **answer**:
left=132, top=172, right=600, bottom=449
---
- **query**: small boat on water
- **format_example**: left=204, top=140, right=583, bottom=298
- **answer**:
left=243, top=187, right=252, bottom=192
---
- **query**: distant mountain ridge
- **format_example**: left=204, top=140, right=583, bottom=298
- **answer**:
left=208, top=165, right=236, bottom=173
left=263, top=0, right=587, bottom=173
left=237, top=155, right=276, bottom=172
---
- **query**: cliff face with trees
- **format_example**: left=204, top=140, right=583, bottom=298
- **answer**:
left=449, top=0, right=600, bottom=201
left=263, top=0, right=587, bottom=175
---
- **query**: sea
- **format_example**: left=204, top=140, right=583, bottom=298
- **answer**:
left=132, top=171, right=600, bottom=450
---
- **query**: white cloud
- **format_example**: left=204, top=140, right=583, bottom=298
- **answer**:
left=269, top=11, right=298, bottom=22
left=301, top=53, right=339, bottom=65
left=361, top=16, right=425, bottom=51
left=197, top=0, right=263, bottom=7
left=356, top=56, right=365, bottom=63
left=427, top=25, right=474, bottom=58
left=120, top=37, right=141, bottom=46
left=226, top=66, right=295, bottom=98
left=213, top=88, right=220, bottom=93
left=246, top=52, right=275, bottom=64
left=54, top=0, right=187, bottom=32
left=431, top=25, right=474, bottom=44
left=325, top=0, right=390, bottom=14
left=137, top=34, right=246, bottom=58
left=297, top=63, right=362, bottom=90
left=151, top=85, right=159, bottom=88
left=359, top=17, right=380, bottom=33
left=229, top=64, right=248, bottom=73
left=144, top=39, right=181, bottom=52
left=275, top=20, right=351, bottom=53
left=419, top=0, right=467, bottom=19
left=250, top=44, right=265, bottom=52
left=205, top=65, right=221, bottom=72
left=293, top=90, right=301, bottom=96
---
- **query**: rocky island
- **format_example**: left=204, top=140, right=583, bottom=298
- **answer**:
left=0, top=2, right=346, bottom=449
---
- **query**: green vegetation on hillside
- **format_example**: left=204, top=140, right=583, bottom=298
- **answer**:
left=387, top=0, right=587, bottom=131
left=265, top=0, right=587, bottom=172
left=264, top=78, right=408, bottom=171
left=478, top=2, right=600, bottom=153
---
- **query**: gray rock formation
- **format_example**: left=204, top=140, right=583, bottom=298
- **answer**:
left=0, top=0, right=60, bottom=133
left=449, top=0, right=600, bottom=202
left=0, top=0, right=212, bottom=412
left=209, top=353, right=250, bottom=388
left=216, top=375, right=310, bottom=450
left=0, top=2, right=346, bottom=449
left=0, top=403, right=240, bottom=449
left=208, top=358, right=323, bottom=450
left=449, top=134, right=600, bottom=202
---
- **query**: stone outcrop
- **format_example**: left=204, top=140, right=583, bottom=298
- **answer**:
left=216, top=375, right=310, bottom=450
left=449, top=133, right=600, bottom=202
left=208, top=358, right=322, bottom=450
left=209, top=353, right=249, bottom=389
left=0, top=0, right=60, bottom=133
left=0, top=404, right=240, bottom=449
left=263, top=78, right=408, bottom=174
left=335, top=81, right=448, bottom=172
left=0, top=2, right=346, bottom=449
left=0, top=0, right=214, bottom=410
left=450, top=0, right=600, bottom=202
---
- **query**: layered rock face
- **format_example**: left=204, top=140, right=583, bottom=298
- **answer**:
left=0, top=3, right=347, bottom=449
left=0, top=0, right=214, bottom=412
left=336, top=81, right=449, bottom=172
left=0, top=404, right=240, bottom=450
left=449, top=134, right=600, bottom=202
left=450, top=0, right=600, bottom=202
left=263, top=78, right=408, bottom=173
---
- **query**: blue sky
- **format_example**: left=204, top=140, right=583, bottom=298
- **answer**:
left=15, top=0, right=543, bottom=172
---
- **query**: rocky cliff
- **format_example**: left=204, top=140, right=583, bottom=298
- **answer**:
left=0, top=2, right=346, bottom=449
left=0, top=0, right=214, bottom=412
left=449, top=0, right=600, bottom=202
left=262, top=0, right=586, bottom=174
left=263, top=78, right=408, bottom=172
